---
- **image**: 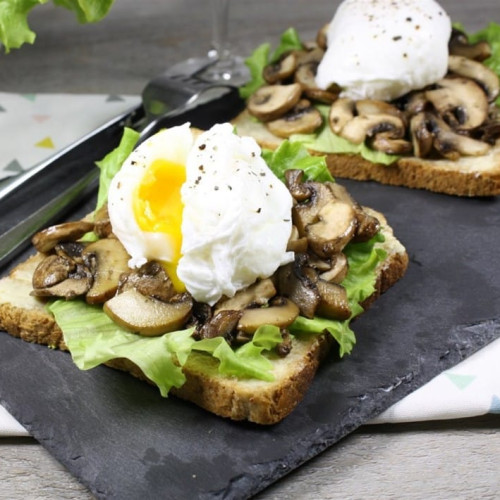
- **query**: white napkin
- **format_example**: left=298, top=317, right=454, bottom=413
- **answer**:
left=0, top=92, right=140, bottom=180
left=0, top=92, right=499, bottom=436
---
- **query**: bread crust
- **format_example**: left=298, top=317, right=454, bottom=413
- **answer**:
left=232, top=110, right=500, bottom=197
left=0, top=213, right=408, bottom=424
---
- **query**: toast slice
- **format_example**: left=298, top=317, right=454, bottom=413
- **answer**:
left=0, top=209, right=407, bottom=425
left=233, top=109, right=500, bottom=198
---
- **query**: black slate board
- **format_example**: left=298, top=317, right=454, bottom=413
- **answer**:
left=1, top=147, right=500, bottom=497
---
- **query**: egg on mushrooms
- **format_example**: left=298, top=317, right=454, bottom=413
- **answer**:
left=316, top=0, right=452, bottom=101
left=107, top=123, right=294, bottom=306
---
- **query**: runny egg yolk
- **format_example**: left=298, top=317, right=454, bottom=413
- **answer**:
left=132, top=158, right=186, bottom=291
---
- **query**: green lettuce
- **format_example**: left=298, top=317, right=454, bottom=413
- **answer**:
left=0, top=0, right=114, bottom=52
left=49, top=300, right=285, bottom=391
left=262, top=140, right=334, bottom=183
left=45, top=133, right=387, bottom=397
left=95, top=127, right=139, bottom=210
left=467, top=22, right=500, bottom=106
left=239, top=27, right=303, bottom=99
left=290, top=105, right=400, bottom=165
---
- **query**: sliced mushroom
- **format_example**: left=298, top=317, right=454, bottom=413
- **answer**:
left=340, top=113, right=406, bottom=144
left=370, top=134, right=412, bottom=154
left=54, top=242, right=86, bottom=264
left=118, top=260, right=175, bottom=303
left=430, top=115, right=491, bottom=159
left=305, top=87, right=339, bottom=104
left=247, top=83, right=302, bottom=122
left=402, top=91, right=429, bottom=116
left=318, top=253, right=349, bottom=283
left=285, top=169, right=313, bottom=201
left=448, top=55, right=500, bottom=103
left=425, top=77, right=489, bottom=130
left=237, top=297, right=299, bottom=334
left=295, top=47, right=325, bottom=66
left=93, top=203, right=112, bottom=239
left=356, top=99, right=406, bottom=123
left=292, top=182, right=336, bottom=235
left=214, top=278, right=277, bottom=314
left=32, top=220, right=95, bottom=254
left=305, top=200, right=357, bottom=257
left=449, top=28, right=491, bottom=62
left=277, top=255, right=320, bottom=319
left=316, top=23, right=329, bottom=50
left=103, top=289, right=193, bottom=336
left=31, top=255, right=92, bottom=298
left=263, top=51, right=298, bottom=84
left=410, top=112, right=434, bottom=158
left=197, top=310, right=242, bottom=340
left=32, top=254, right=76, bottom=289
left=474, top=120, right=500, bottom=144
left=267, top=99, right=322, bottom=138
left=82, top=238, right=131, bottom=304
left=326, top=182, right=380, bottom=242
left=315, top=280, right=351, bottom=320
left=328, top=97, right=355, bottom=135
left=287, top=225, right=308, bottom=253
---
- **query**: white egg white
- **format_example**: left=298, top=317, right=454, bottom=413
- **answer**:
left=178, top=123, right=294, bottom=305
left=316, top=0, right=452, bottom=101
left=107, top=123, right=194, bottom=269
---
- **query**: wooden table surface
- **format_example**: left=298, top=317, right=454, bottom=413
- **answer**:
left=1, top=0, right=500, bottom=498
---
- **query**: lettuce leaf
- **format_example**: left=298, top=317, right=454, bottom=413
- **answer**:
left=95, top=127, right=140, bottom=210
left=467, top=22, right=500, bottom=106
left=290, top=106, right=400, bottom=165
left=239, top=27, right=303, bottom=99
left=0, top=0, right=45, bottom=53
left=48, top=300, right=194, bottom=396
left=53, top=0, right=114, bottom=23
left=0, top=0, right=114, bottom=52
left=262, top=140, right=334, bottom=183
left=49, top=301, right=285, bottom=392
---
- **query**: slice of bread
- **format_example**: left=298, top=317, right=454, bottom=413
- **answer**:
left=233, top=109, right=500, bottom=197
left=0, top=210, right=408, bottom=424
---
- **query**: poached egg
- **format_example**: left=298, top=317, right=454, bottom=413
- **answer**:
left=315, top=0, right=452, bottom=101
left=107, top=123, right=294, bottom=306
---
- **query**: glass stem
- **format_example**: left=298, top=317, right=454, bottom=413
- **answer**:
left=210, top=0, right=231, bottom=61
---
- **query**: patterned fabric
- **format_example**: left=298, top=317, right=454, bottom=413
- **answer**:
left=0, top=92, right=140, bottom=180
left=0, top=92, right=499, bottom=436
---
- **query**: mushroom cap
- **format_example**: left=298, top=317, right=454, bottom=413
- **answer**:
left=247, top=83, right=302, bottom=122
left=425, top=77, right=489, bottom=130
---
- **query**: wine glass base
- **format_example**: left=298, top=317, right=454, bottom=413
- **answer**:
left=201, top=54, right=250, bottom=86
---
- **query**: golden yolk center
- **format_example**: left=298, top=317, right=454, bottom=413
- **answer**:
left=133, top=158, right=186, bottom=290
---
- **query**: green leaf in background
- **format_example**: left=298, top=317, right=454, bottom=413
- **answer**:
left=53, top=0, right=114, bottom=23
left=239, top=27, right=303, bottom=100
left=239, top=43, right=270, bottom=99
left=0, top=0, right=46, bottom=53
left=467, top=22, right=500, bottom=106
left=0, top=0, right=114, bottom=52
left=270, top=27, right=303, bottom=62
left=95, top=126, right=139, bottom=210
